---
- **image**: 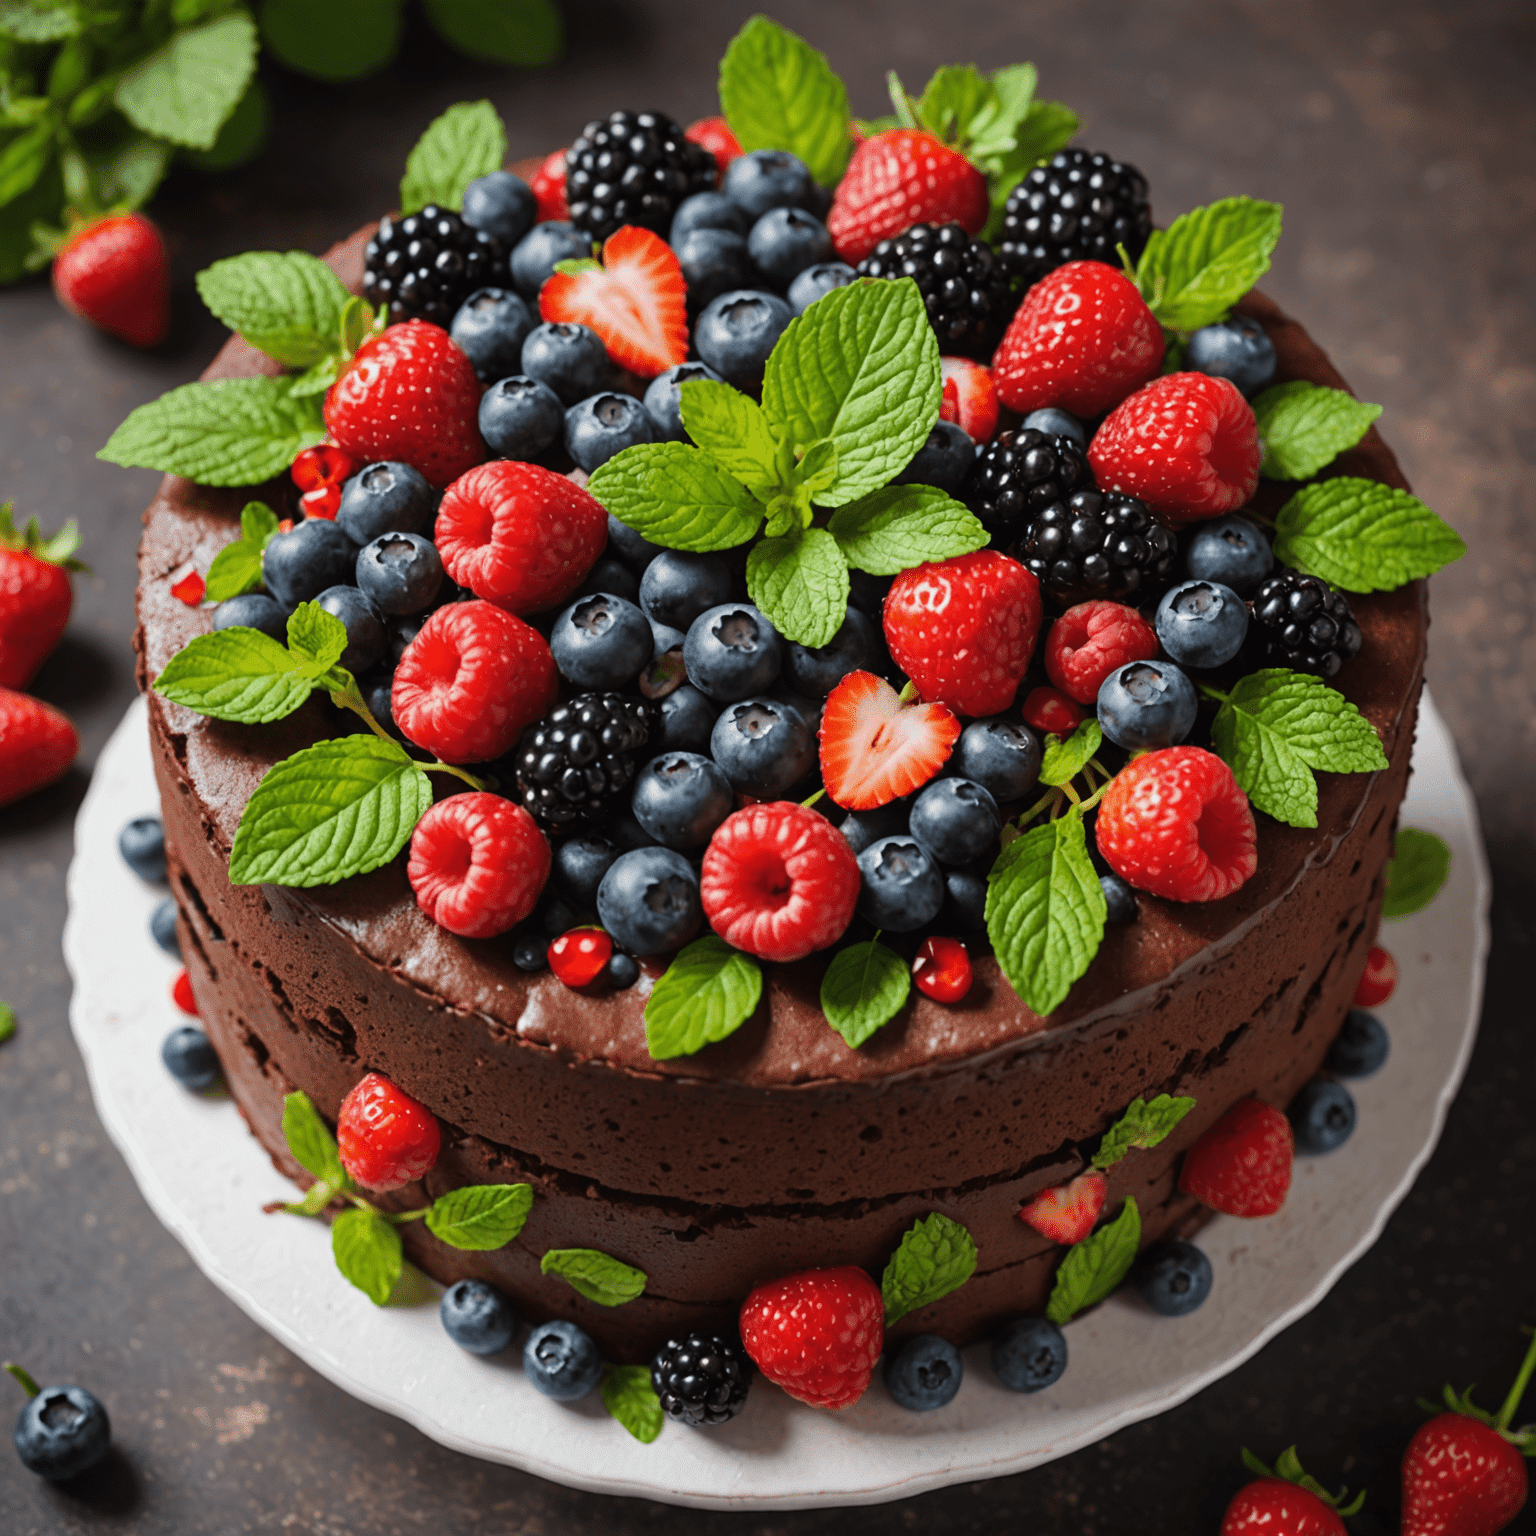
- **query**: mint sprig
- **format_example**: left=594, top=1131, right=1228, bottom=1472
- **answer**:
left=281, top=1090, right=348, bottom=1188
left=587, top=443, right=765, bottom=552
left=153, top=624, right=323, bottom=723
left=1038, top=718, right=1102, bottom=788
left=1135, top=197, right=1283, bottom=332
left=203, top=501, right=279, bottom=602
left=820, top=937, right=909, bottom=1048
left=601, top=1365, right=664, bottom=1444
left=399, top=99, right=506, bottom=216
left=826, top=485, right=987, bottom=575
left=644, top=936, right=763, bottom=1060
left=1253, top=381, right=1382, bottom=481
left=881, top=1213, right=978, bottom=1327
left=540, top=1248, right=647, bottom=1307
left=423, top=1184, right=533, bottom=1251
left=331, top=1206, right=403, bottom=1306
left=1382, top=827, right=1451, bottom=919
left=1091, top=1095, right=1196, bottom=1171
left=1045, top=1197, right=1140, bottom=1325
left=746, top=528, right=849, bottom=649
left=195, top=251, right=354, bottom=368
left=677, top=379, right=782, bottom=492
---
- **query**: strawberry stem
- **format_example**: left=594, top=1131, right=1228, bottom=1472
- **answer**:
left=1494, top=1327, right=1536, bottom=1432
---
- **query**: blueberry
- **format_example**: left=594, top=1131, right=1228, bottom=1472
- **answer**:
left=952, top=718, right=1042, bottom=803
left=605, top=952, right=641, bottom=989
left=576, top=557, right=640, bottom=606
left=642, top=361, right=724, bottom=442
left=12, top=1382, right=111, bottom=1480
left=596, top=846, right=702, bottom=955
left=478, top=375, right=566, bottom=460
left=883, top=1334, right=963, bottom=1411
left=161, top=1025, right=219, bottom=1090
left=631, top=752, right=733, bottom=850
left=1097, top=660, right=1198, bottom=750
left=893, top=419, right=976, bottom=495
left=550, top=593, right=652, bottom=689
left=119, top=815, right=166, bottom=882
left=847, top=568, right=893, bottom=616
left=1185, top=514, right=1274, bottom=596
left=362, top=669, right=397, bottom=735
left=521, top=321, right=610, bottom=405
left=683, top=603, right=783, bottom=701
left=565, top=392, right=660, bottom=473
left=509, top=221, right=591, bottom=302
left=608, top=814, right=659, bottom=852
left=857, top=836, right=944, bottom=931
left=553, top=834, right=619, bottom=909
left=670, top=190, right=750, bottom=241
left=710, top=698, right=816, bottom=798
left=1101, top=872, right=1139, bottom=924
left=213, top=592, right=287, bottom=641
left=149, top=897, right=181, bottom=957
left=1021, top=408, right=1088, bottom=449
left=314, top=585, right=387, bottom=675
left=638, top=550, right=732, bottom=632
left=605, top=513, right=664, bottom=570
left=354, top=533, right=444, bottom=617
left=747, top=206, right=834, bottom=288
left=1155, top=579, right=1249, bottom=670
left=262, top=518, right=359, bottom=610
left=537, top=896, right=581, bottom=939
left=657, top=684, right=716, bottom=753
left=909, top=778, right=1001, bottom=867
left=1135, top=1240, right=1213, bottom=1316
left=336, top=461, right=437, bottom=545
left=787, top=261, right=856, bottom=315
left=450, top=287, right=535, bottom=382
left=389, top=612, right=434, bottom=665
left=840, top=801, right=910, bottom=855
left=440, top=1278, right=520, bottom=1355
left=523, top=1319, right=603, bottom=1401
left=784, top=607, right=880, bottom=698
left=991, top=1316, right=1067, bottom=1393
left=461, top=170, right=536, bottom=246
left=511, top=932, right=547, bottom=971
left=648, top=616, right=686, bottom=658
left=1289, top=1078, right=1357, bottom=1153
left=693, top=290, right=793, bottom=391
left=723, top=149, right=814, bottom=219
left=1185, top=314, right=1277, bottom=397
left=674, top=227, right=754, bottom=311
left=943, top=867, right=988, bottom=930
left=1327, top=1008, right=1390, bottom=1078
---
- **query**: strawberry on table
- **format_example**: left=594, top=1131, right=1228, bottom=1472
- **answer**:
left=0, top=687, right=77, bottom=809
left=1179, top=1097, right=1293, bottom=1217
left=0, top=506, right=84, bottom=690
left=1221, top=1446, right=1365, bottom=1536
left=739, top=1264, right=884, bottom=1409
left=1019, top=1170, right=1107, bottom=1244
left=818, top=670, right=959, bottom=811
left=52, top=213, right=170, bottom=350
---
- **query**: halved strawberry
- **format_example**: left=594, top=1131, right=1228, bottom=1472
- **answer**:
left=940, top=356, right=1000, bottom=445
left=819, top=670, right=959, bottom=811
left=539, top=225, right=687, bottom=378
left=1019, top=1171, right=1107, bottom=1244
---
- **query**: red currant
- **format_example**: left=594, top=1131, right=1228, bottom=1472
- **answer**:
left=1021, top=685, right=1083, bottom=736
left=171, top=967, right=198, bottom=1015
left=299, top=484, right=341, bottom=521
left=1354, top=944, right=1397, bottom=1008
left=291, top=443, right=360, bottom=492
left=912, top=936, right=973, bottom=1003
left=336, top=1071, right=441, bottom=1192
left=548, top=927, right=613, bottom=989
left=169, top=567, right=204, bottom=606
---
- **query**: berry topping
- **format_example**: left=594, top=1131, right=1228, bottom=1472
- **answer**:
left=161, top=1025, right=219, bottom=1091
left=171, top=967, right=198, bottom=1016
left=354, top=532, right=444, bottom=617
left=529, top=151, right=569, bottom=224
left=642, top=360, right=724, bottom=440
left=962, top=426, right=1092, bottom=549
left=818, top=670, right=959, bottom=811
left=260, top=518, right=358, bottom=610
left=952, top=717, right=1043, bottom=802
left=363, top=205, right=508, bottom=326
left=1186, top=313, right=1277, bottom=398
left=699, top=802, right=861, bottom=963
left=291, top=444, right=360, bottom=492
left=693, top=289, right=794, bottom=391
left=856, top=835, right=945, bottom=932
left=524, top=1319, right=604, bottom=1401
left=1288, top=1078, right=1357, bottom=1154
left=118, top=814, right=166, bottom=882
left=449, top=286, right=535, bottom=383
left=684, top=116, right=744, bottom=178
left=169, top=567, right=205, bottom=605
left=991, top=1316, right=1068, bottom=1393
left=407, top=793, right=550, bottom=939
left=938, top=355, right=1000, bottom=445
left=682, top=603, right=784, bottom=701
left=336, top=1071, right=442, bottom=1192
left=461, top=171, right=537, bottom=248
left=521, top=319, right=610, bottom=404
left=884, top=1335, right=963, bottom=1412
left=52, top=212, right=169, bottom=349
left=1045, top=600, right=1158, bottom=705
left=298, top=485, right=341, bottom=520
left=739, top=1264, right=885, bottom=1410
left=787, top=260, right=857, bottom=315
left=630, top=751, right=732, bottom=850
left=857, top=222, right=1014, bottom=359
left=1251, top=569, right=1363, bottom=678
left=314, top=585, right=387, bottom=674
left=1135, top=1240, right=1214, bottom=1317
left=439, top=1278, right=520, bottom=1356
left=1013, top=488, right=1177, bottom=610
left=651, top=1331, right=752, bottom=1427
left=909, top=777, right=1001, bottom=866
left=722, top=149, right=814, bottom=218
left=1185, top=512, right=1275, bottom=595
left=911, top=936, right=974, bottom=1003
left=1018, top=1170, right=1107, bottom=1244
left=551, top=592, right=653, bottom=690
left=749, top=206, right=835, bottom=288
left=336, top=461, right=436, bottom=544
left=512, top=693, right=654, bottom=833
left=1096, top=745, right=1258, bottom=902
left=564, top=110, right=716, bottom=243
left=711, top=698, right=817, bottom=799
left=565, top=391, right=662, bottom=472
left=1155, top=579, right=1251, bottom=670
left=547, top=926, right=614, bottom=988
left=1021, top=686, right=1083, bottom=736
left=1178, top=1097, right=1294, bottom=1217
left=1096, top=659, right=1198, bottom=751
left=596, top=846, right=703, bottom=955
left=1354, top=945, right=1397, bottom=1008
left=1328, top=1009, right=1390, bottom=1078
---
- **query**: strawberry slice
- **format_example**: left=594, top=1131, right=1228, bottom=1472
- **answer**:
left=819, top=671, right=959, bottom=811
left=1018, top=1171, right=1107, bottom=1244
left=539, top=224, right=687, bottom=378
left=940, top=356, right=1000, bottom=444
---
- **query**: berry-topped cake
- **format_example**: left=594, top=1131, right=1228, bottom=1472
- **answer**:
left=112, top=18, right=1464, bottom=1438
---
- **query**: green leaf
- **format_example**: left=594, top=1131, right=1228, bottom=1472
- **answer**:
left=281, top=1090, right=344, bottom=1184
left=1254, top=381, right=1383, bottom=481
left=761, top=277, right=942, bottom=505
left=643, top=935, right=762, bottom=1060
left=228, top=735, right=432, bottom=888
left=86, top=133, right=172, bottom=210
left=424, top=1183, right=533, bottom=1251
left=152, top=627, right=318, bottom=723
left=285, top=601, right=348, bottom=673
left=1038, top=718, right=1103, bottom=787
left=677, top=379, right=781, bottom=492
left=288, top=356, right=341, bottom=398
left=422, top=0, right=562, bottom=66
left=203, top=540, right=263, bottom=602
left=0, top=1, right=80, bottom=42
left=0, top=118, right=54, bottom=207
left=820, top=939, right=909, bottom=1049
left=915, top=64, right=994, bottom=147
left=241, top=501, right=280, bottom=546
left=0, top=152, right=61, bottom=285
left=881, top=1213, right=978, bottom=1327
left=99, top=377, right=326, bottom=486
left=1135, top=196, right=1284, bottom=332
left=1273, top=478, right=1466, bottom=593
left=0, top=1001, right=16, bottom=1043
left=980, top=98, right=1079, bottom=243
left=281, top=1178, right=340, bottom=1218
left=331, top=1206, right=403, bottom=1305
left=717, top=14, right=851, bottom=187
left=745, top=528, right=848, bottom=648
left=601, top=1365, right=664, bottom=1444
left=540, top=1248, right=647, bottom=1307
left=1091, top=1094, right=1197, bottom=1171
left=1382, top=827, right=1451, bottom=919
left=114, top=12, right=258, bottom=151
left=985, top=808, right=1106, bottom=1016
left=258, top=0, right=403, bottom=84
left=1045, top=1197, right=1141, bottom=1325
left=196, top=250, right=353, bottom=368
left=586, top=442, right=764, bottom=552
left=182, top=76, right=270, bottom=172
left=827, top=484, right=988, bottom=575
left=400, top=98, right=505, bottom=216
left=793, top=437, right=838, bottom=496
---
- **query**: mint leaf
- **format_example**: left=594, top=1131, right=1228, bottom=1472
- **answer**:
left=1254, top=381, right=1383, bottom=481
left=827, top=485, right=987, bottom=574
left=761, top=277, right=942, bottom=506
left=288, top=356, right=342, bottom=398
left=280, top=1178, right=339, bottom=1219
left=644, top=935, right=762, bottom=1060
left=424, top=1183, right=533, bottom=1251
left=915, top=64, right=995, bottom=147
left=1135, top=197, right=1283, bottom=332
left=601, top=1365, right=664, bottom=1444
left=718, top=15, right=851, bottom=187
left=241, top=501, right=280, bottom=545
left=203, top=541, right=263, bottom=602
left=1091, top=1095, right=1196, bottom=1171
left=586, top=443, right=764, bottom=552
left=285, top=601, right=348, bottom=673
left=258, top=0, right=402, bottom=84
left=793, top=437, right=838, bottom=496
left=152, top=627, right=318, bottom=723
left=331, top=1207, right=402, bottom=1306
left=1038, top=718, right=1103, bottom=787
left=1273, top=478, right=1466, bottom=593
left=1045, top=1197, right=1140, bottom=1325
left=820, top=939, right=909, bottom=1049
left=677, top=379, right=781, bottom=492
left=1383, top=827, right=1451, bottom=919
left=540, top=1247, right=647, bottom=1307
left=228, top=736, right=432, bottom=888
left=881, top=1213, right=978, bottom=1327
left=0, top=119, right=55, bottom=207
left=745, top=528, right=848, bottom=648
left=114, top=12, right=258, bottom=150
left=400, top=99, right=505, bottom=215
left=985, top=807, right=1106, bottom=1017
left=422, top=0, right=562, bottom=67
left=0, top=2, right=81, bottom=41
left=99, top=377, right=326, bottom=486
left=281, top=1090, right=344, bottom=1184
left=195, top=251, right=353, bottom=368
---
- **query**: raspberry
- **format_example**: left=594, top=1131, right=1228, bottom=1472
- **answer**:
left=336, top=1071, right=441, bottom=1192
left=435, top=462, right=608, bottom=616
left=1354, top=944, right=1397, bottom=1008
left=1250, top=569, right=1363, bottom=678
left=1020, top=685, right=1083, bottom=735
left=962, top=426, right=1093, bottom=548
left=1045, top=600, right=1158, bottom=705
left=738, top=1264, right=885, bottom=1410
left=650, top=1332, right=752, bottom=1426
left=1012, top=490, right=1177, bottom=609
left=699, top=802, right=861, bottom=962
left=392, top=601, right=558, bottom=764
left=1088, top=372, right=1262, bottom=523
left=564, top=110, right=716, bottom=243
left=1178, top=1097, right=1293, bottom=1217
left=911, top=935, right=973, bottom=1003
left=407, top=793, right=550, bottom=939
left=547, top=927, right=614, bottom=988
left=1095, top=747, right=1258, bottom=903
left=171, top=968, right=198, bottom=1016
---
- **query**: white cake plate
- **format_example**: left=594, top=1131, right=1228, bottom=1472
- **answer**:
left=64, top=692, right=1488, bottom=1510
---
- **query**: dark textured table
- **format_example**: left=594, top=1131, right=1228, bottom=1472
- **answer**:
left=2, top=2, right=1532, bottom=1530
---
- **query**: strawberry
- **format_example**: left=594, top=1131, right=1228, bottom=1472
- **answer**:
left=1019, top=1170, right=1107, bottom=1244
left=827, top=129, right=988, bottom=265
left=539, top=225, right=687, bottom=378
left=1178, top=1097, right=1293, bottom=1217
left=1221, top=1446, right=1365, bottom=1536
left=991, top=260, right=1164, bottom=419
left=530, top=150, right=569, bottom=223
left=685, top=115, right=742, bottom=178
left=51, top=213, right=170, bottom=349
left=0, top=687, right=77, bottom=809
left=0, top=505, right=83, bottom=689
left=738, top=1264, right=884, bottom=1410
left=818, top=670, right=959, bottom=811
left=324, top=320, right=486, bottom=489
left=883, top=550, right=1042, bottom=718
left=940, top=356, right=1000, bottom=444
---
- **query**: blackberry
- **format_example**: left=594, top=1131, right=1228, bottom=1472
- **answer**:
left=1012, top=490, right=1177, bottom=608
left=857, top=223, right=1015, bottom=359
left=565, top=110, right=716, bottom=244
left=997, top=149, right=1153, bottom=288
left=511, top=694, right=654, bottom=833
left=962, top=427, right=1093, bottom=548
left=1251, top=569, right=1363, bottom=678
left=363, top=205, right=508, bottom=326
left=650, top=1332, right=751, bottom=1427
